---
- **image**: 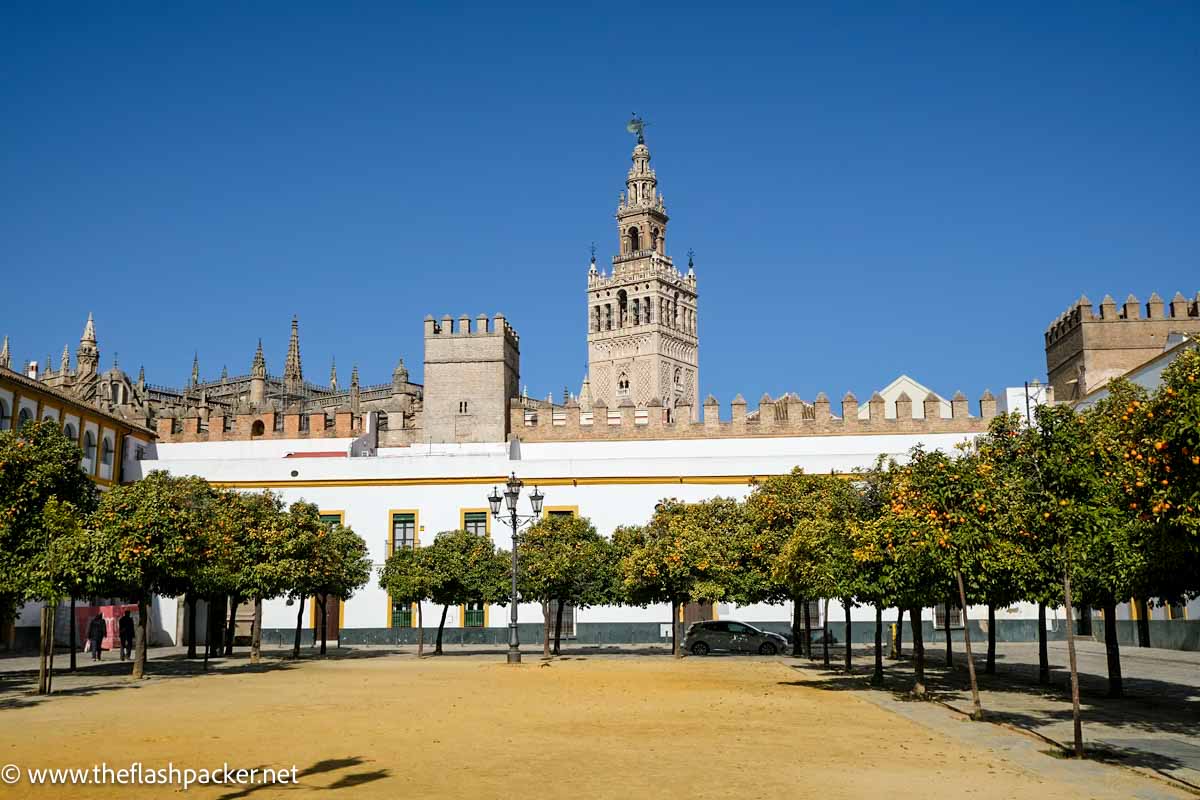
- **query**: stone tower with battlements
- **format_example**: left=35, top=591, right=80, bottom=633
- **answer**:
left=1045, top=291, right=1200, bottom=401
left=586, top=133, right=699, bottom=421
left=422, top=314, right=520, bottom=443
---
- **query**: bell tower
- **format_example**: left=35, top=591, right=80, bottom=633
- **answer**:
left=586, top=120, right=699, bottom=420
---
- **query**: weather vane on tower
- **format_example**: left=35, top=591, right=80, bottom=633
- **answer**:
left=626, top=113, right=646, bottom=145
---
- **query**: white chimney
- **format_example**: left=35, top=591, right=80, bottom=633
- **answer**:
left=26, top=361, right=38, bottom=380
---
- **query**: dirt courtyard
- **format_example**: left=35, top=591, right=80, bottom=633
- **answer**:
left=0, top=651, right=1179, bottom=799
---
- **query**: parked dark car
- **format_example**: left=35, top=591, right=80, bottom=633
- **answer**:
left=683, top=620, right=790, bottom=656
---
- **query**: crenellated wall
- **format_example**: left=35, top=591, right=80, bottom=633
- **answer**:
left=510, top=389, right=998, bottom=442
left=1045, top=291, right=1200, bottom=401
left=155, top=409, right=363, bottom=443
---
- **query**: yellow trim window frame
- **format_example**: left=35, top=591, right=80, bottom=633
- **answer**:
left=543, top=505, right=579, bottom=518
left=460, top=507, right=491, bottom=535
left=387, top=509, right=420, bottom=628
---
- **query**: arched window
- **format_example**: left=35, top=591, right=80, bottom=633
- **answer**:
left=673, top=293, right=681, bottom=328
left=250, top=420, right=265, bottom=437
left=0, top=398, right=10, bottom=430
left=674, top=368, right=682, bottom=388
left=631, top=298, right=640, bottom=325
left=83, top=431, right=96, bottom=465
left=17, top=407, right=33, bottom=428
left=651, top=227, right=659, bottom=251
left=100, top=436, right=114, bottom=466
left=617, top=373, right=630, bottom=397
left=617, top=290, right=628, bottom=327
left=628, top=227, right=640, bottom=253
left=605, top=304, right=612, bottom=331
left=644, top=300, right=652, bottom=324
left=63, top=422, right=77, bottom=442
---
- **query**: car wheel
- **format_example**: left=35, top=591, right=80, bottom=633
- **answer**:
left=758, top=642, right=778, bottom=656
left=690, top=641, right=710, bottom=656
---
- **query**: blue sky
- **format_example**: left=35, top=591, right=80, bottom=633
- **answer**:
left=3, top=2, right=1197, bottom=407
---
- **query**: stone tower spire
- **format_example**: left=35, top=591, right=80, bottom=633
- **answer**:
left=350, top=364, right=361, bottom=415
left=392, top=357, right=409, bottom=389
left=0, top=336, right=9, bottom=369
left=137, top=365, right=145, bottom=390
left=585, top=125, right=699, bottom=420
left=330, top=358, right=338, bottom=391
left=60, top=344, right=70, bottom=374
left=76, top=312, right=99, bottom=377
left=283, top=316, right=303, bottom=397
left=249, top=339, right=266, bottom=406
left=190, top=353, right=200, bottom=388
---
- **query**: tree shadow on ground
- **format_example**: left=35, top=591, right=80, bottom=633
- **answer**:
left=778, top=648, right=1200, bottom=781
left=216, top=756, right=389, bottom=799
left=0, top=648, right=407, bottom=711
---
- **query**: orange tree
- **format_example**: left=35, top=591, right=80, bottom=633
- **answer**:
left=421, top=528, right=509, bottom=655
left=0, top=420, right=97, bottom=693
left=223, top=490, right=297, bottom=664
left=518, top=514, right=613, bottom=656
left=619, top=498, right=741, bottom=658
left=849, top=456, right=903, bottom=683
left=90, top=471, right=217, bottom=679
left=770, top=473, right=862, bottom=670
left=1124, top=346, right=1200, bottom=610
left=289, top=503, right=372, bottom=656
left=379, top=544, right=435, bottom=656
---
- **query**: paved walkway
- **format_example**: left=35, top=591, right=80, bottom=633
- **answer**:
left=790, top=638, right=1200, bottom=793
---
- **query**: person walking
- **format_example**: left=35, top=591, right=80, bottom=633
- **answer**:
left=118, top=610, right=135, bottom=661
left=87, top=613, right=107, bottom=662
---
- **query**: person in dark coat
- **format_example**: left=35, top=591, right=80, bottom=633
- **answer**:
left=87, top=613, right=107, bottom=661
left=118, top=610, right=135, bottom=661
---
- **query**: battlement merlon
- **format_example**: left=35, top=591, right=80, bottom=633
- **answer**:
left=509, top=391, right=999, bottom=442
left=1044, top=291, right=1200, bottom=346
left=423, top=313, right=520, bottom=347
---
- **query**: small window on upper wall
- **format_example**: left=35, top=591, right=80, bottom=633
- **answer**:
left=458, top=401, right=469, bottom=415
left=463, top=511, right=488, bottom=536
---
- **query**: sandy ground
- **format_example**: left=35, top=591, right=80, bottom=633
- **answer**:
left=0, top=651, right=1181, bottom=799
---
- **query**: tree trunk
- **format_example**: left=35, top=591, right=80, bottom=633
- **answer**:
left=542, top=602, right=551, bottom=658
left=1134, top=597, right=1151, bottom=648
left=803, top=599, right=812, bottom=659
left=985, top=602, right=996, bottom=675
left=224, top=596, right=239, bottom=657
left=69, top=597, right=77, bottom=672
left=1102, top=601, right=1123, bottom=698
left=1037, top=602, right=1049, bottom=685
left=37, top=605, right=51, bottom=695
left=956, top=571, right=984, bottom=720
left=186, top=596, right=197, bottom=659
left=673, top=598, right=683, bottom=659
left=292, top=596, right=305, bottom=659
left=47, top=600, right=59, bottom=694
left=204, top=598, right=211, bottom=670
left=894, top=607, right=904, bottom=658
left=1063, top=569, right=1084, bottom=758
left=910, top=606, right=926, bottom=696
left=133, top=596, right=148, bottom=680
left=822, top=598, right=830, bottom=668
left=435, top=604, right=448, bottom=655
left=416, top=602, right=424, bottom=657
left=791, top=599, right=803, bottom=658
left=553, top=598, right=565, bottom=656
left=843, top=599, right=852, bottom=674
left=318, top=595, right=328, bottom=656
left=944, top=600, right=954, bottom=668
left=871, top=606, right=884, bottom=685
left=250, top=597, right=263, bottom=664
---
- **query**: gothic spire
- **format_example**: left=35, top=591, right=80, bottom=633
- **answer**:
left=137, top=365, right=145, bottom=387
left=0, top=336, right=9, bottom=369
left=220, top=365, right=228, bottom=381
left=251, top=338, right=266, bottom=378
left=284, top=316, right=303, bottom=384
left=44, top=353, right=52, bottom=374
left=392, top=357, right=409, bottom=387
left=191, top=353, right=200, bottom=387
left=330, top=357, right=338, bottom=391
left=81, top=312, right=96, bottom=345
left=60, top=344, right=70, bottom=374
left=351, top=364, right=359, bottom=388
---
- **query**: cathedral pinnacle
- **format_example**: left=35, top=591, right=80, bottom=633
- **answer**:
left=0, top=336, right=9, bottom=370
left=81, top=312, right=96, bottom=345
left=251, top=339, right=266, bottom=378
left=330, top=357, right=338, bottom=391
left=351, top=364, right=360, bottom=388
left=191, top=353, right=200, bottom=387
left=393, top=357, right=408, bottom=387
left=60, top=344, right=70, bottom=374
left=284, top=316, right=303, bottom=384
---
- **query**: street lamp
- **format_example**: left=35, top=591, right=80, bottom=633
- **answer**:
left=488, top=472, right=544, bottom=664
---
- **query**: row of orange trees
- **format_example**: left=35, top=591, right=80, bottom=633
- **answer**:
left=0, top=420, right=372, bottom=694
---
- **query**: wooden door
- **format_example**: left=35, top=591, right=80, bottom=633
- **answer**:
left=683, top=601, right=714, bottom=627
left=312, top=596, right=340, bottom=641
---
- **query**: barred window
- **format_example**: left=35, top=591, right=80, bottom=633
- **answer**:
left=392, top=513, right=416, bottom=553
left=934, top=604, right=964, bottom=630
left=464, top=601, right=485, bottom=627
left=392, top=603, right=413, bottom=628
left=463, top=511, right=487, bottom=536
